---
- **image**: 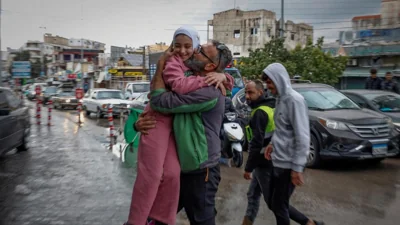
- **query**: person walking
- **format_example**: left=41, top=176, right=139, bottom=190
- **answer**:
left=262, top=63, right=324, bottom=225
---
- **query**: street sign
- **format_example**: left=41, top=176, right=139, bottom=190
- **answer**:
left=35, top=85, right=41, bottom=95
left=12, top=61, right=31, bottom=79
left=75, top=88, right=84, bottom=99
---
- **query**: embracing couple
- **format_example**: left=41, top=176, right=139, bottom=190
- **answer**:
left=124, top=26, right=234, bottom=225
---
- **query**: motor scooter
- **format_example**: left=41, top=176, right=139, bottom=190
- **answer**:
left=222, top=112, right=245, bottom=167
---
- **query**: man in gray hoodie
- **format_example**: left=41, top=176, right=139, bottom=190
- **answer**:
left=262, top=63, right=315, bottom=225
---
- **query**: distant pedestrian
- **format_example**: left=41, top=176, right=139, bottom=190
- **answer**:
left=83, top=82, right=89, bottom=93
left=381, top=72, right=399, bottom=93
left=365, top=68, right=382, bottom=90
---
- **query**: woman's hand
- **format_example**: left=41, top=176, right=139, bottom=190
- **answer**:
left=157, top=43, right=175, bottom=69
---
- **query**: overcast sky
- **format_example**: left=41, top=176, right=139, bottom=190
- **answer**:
left=1, top=0, right=381, bottom=52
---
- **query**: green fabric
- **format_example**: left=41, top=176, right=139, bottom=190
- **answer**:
left=246, top=105, right=275, bottom=141
left=150, top=88, right=167, bottom=97
left=123, top=108, right=143, bottom=168
left=151, top=98, right=218, bottom=114
left=173, top=113, right=208, bottom=172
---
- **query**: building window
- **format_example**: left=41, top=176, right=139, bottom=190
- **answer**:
left=233, top=52, right=240, bottom=56
left=234, top=30, right=241, bottom=38
left=250, top=28, right=258, bottom=35
left=291, top=33, right=295, bottom=41
left=267, top=28, right=271, bottom=37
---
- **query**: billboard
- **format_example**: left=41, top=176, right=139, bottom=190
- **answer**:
left=339, top=28, right=400, bottom=45
left=111, top=46, right=126, bottom=63
left=12, top=61, right=31, bottom=78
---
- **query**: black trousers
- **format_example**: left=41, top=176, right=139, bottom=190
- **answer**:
left=178, top=165, right=221, bottom=225
left=269, top=167, right=309, bottom=225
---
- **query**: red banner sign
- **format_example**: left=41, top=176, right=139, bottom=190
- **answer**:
left=75, top=88, right=84, bottom=99
left=68, top=74, right=77, bottom=79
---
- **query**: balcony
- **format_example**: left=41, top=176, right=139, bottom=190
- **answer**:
left=24, top=47, right=41, bottom=51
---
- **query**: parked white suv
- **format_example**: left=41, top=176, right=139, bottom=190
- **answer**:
left=83, top=88, right=132, bottom=118
left=124, top=81, right=150, bottom=100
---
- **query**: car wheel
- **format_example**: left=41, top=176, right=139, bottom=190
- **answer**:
left=84, top=106, right=91, bottom=116
left=96, top=108, right=104, bottom=119
left=17, top=128, right=30, bottom=152
left=306, top=134, right=321, bottom=168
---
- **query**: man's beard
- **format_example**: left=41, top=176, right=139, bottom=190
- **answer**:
left=184, top=55, right=207, bottom=73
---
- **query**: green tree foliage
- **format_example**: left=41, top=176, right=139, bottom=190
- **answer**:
left=238, top=37, right=348, bottom=85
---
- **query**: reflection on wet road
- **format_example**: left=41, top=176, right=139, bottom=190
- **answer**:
left=0, top=102, right=399, bottom=225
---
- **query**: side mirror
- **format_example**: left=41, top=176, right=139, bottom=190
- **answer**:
left=92, top=96, right=96, bottom=99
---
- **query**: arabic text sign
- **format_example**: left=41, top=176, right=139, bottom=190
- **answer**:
left=12, top=61, right=31, bottom=78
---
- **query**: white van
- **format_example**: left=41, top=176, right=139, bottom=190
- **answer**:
left=124, top=81, right=150, bottom=100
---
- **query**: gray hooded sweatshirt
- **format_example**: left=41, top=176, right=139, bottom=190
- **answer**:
left=263, top=63, right=310, bottom=172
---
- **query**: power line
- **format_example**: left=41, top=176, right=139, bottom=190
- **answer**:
left=4, top=8, right=399, bottom=28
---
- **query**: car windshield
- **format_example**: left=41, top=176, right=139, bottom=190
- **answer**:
left=59, top=92, right=73, bottom=96
left=132, top=84, right=150, bottom=92
left=97, top=91, right=124, bottom=99
left=224, top=69, right=244, bottom=88
left=45, top=87, right=58, bottom=93
left=296, top=88, right=360, bottom=110
left=364, top=93, right=400, bottom=112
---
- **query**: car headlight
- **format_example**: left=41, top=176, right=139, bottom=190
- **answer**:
left=79, top=99, right=83, bottom=103
left=65, top=99, right=71, bottom=103
left=225, top=112, right=237, bottom=122
left=126, top=104, right=131, bottom=108
left=386, top=117, right=394, bottom=129
left=319, top=118, right=349, bottom=130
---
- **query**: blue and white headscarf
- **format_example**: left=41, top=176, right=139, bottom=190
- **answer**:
left=173, top=25, right=200, bottom=50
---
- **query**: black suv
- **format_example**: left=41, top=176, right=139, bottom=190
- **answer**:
left=232, top=82, right=400, bottom=167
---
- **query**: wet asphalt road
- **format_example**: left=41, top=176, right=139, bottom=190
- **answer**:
left=1, top=101, right=400, bottom=225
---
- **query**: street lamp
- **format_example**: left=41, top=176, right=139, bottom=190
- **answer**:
left=39, top=26, right=47, bottom=78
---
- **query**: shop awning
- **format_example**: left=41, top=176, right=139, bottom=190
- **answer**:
left=97, top=71, right=106, bottom=83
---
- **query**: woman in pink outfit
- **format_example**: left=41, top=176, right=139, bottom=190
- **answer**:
left=125, top=26, right=234, bottom=225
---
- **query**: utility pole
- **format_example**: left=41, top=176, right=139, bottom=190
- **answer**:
left=147, top=45, right=151, bottom=80
left=142, top=46, right=146, bottom=78
left=280, top=0, right=284, bottom=38
left=39, top=27, right=46, bottom=79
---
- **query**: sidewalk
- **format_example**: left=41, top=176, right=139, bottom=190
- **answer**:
left=0, top=108, right=136, bottom=225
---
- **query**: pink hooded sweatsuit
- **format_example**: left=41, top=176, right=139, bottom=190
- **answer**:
left=127, top=53, right=234, bottom=225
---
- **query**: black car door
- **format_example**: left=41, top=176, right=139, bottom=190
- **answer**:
left=0, top=90, right=16, bottom=154
left=5, top=90, right=24, bottom=146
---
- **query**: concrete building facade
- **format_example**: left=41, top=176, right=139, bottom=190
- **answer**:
left=352, top=0, right=400, bottom=30
left=323, top=0, right=400, bottom=90
left=208, top=9, right=313, bottom=57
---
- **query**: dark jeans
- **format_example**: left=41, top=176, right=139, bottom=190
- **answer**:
left=269, top=167, right=309, bottom=225
left=178, top=165, right=221, bottom=225
left=245, top=167, right=309, bottom=225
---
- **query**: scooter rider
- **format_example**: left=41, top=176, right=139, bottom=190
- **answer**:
left=242, top=80, right=275, bottom=225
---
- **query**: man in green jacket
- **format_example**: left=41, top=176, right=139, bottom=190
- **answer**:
left=136, top=40, right=233, bottom=225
